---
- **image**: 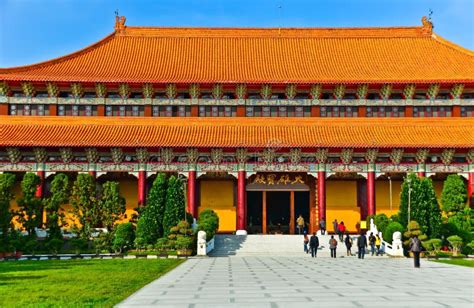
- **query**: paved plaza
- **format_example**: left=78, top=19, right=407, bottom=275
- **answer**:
left=118, top=257, right=473, bottom=308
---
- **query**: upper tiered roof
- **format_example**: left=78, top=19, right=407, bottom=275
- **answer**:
left=0, top=17, right=473, bottom=84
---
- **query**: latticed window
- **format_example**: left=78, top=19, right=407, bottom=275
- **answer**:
left=413, top=106, right=452, bottom=117
left=58, top=105, right=97, bottom=116
left=461, top=106, right=474, bottom=117
left=246, top=106, right=311, bottom=117
left=9, top=104, right=49, bottom=116
left=153, top=106, right=191, bottom=117
left=106, top=105, right=145, bottom=116
left=199, top=106, right=236, bottom=117
left=366, top=106, right=405, bottom=117
left=320, top=106, right=358, bottom=117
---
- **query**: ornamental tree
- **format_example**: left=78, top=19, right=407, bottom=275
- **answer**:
left=97, top=181, right=126, bottom=232
left=135, top=173, right=168, bottom=246
left=43, top=173, right=69, bottom=241
left=0, top=173, right=16, bottom=251
left=441, top=174, right=467, bottom=215
left=70, top=173, right=97, bottom=240
left=398, top=173, right=442, bottom=237
left=16, top=172, right=42, bottom=237
left=162, top=176, right=186, bottom=237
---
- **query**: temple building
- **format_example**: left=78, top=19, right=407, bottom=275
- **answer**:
left=0, top=16, right=473, bottom=234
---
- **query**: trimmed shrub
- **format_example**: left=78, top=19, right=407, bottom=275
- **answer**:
left=155, top=238, right=169, bottom=252
left=46, top=239, right=63, bottom=255
left=447, top=235, right=463, bottom=256
left=382, top=222, right=404, bottom=243
left=70, top=238, right=88, bottom=255
left=112, top=223, right=135, bottom=253
left=441, top=174, right=467, bottom=215
left=162, top=176, right=186, bottom=237
left=403, top=221, right=427, bottom=246
left=197, top=209, right=219, bottom=240
left=176, top=236, right=193, bottom=250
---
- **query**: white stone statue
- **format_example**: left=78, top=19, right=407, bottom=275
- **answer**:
left=388, top=231, right=404, bottom=257
left=197, top=231, right=207, bottom=256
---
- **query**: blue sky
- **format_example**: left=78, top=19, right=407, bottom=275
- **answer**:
left=0, top=0, right=473, bottom=68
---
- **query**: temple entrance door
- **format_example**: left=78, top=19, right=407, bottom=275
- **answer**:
left=295, top=191, right=310, bottom=234
left=266, top=192, right=290, bottom=234
left=246, top=191, right=263, bottom=234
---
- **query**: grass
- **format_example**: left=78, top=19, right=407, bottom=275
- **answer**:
left=0, top=258, right=184, bottom=307
left=432, top=259, right=474, bottom=268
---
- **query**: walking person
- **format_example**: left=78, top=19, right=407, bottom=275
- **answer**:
left=375, top=234, right=382, bottom=256
left=337, top=221, right=346, bottom=242
left=368, top=232, right=376, bottom=256
left=296, top=214, right=305, bottom=235
left=332, top=219, right=338, bottom=235
left=303, top=231, right=309, bottom=254
left=409, top=235, right=422, bottom=268
left=345, top=234, right=353, bottom=256
left=357, top=232, right=367, bottom=259
left=309, top=232, right=319, bottom=258
left=329, top=235, right=338, bottom=258
left=319, top=218, right=326, bottom=235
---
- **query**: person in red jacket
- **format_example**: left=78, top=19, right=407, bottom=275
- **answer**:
left=337, top=221, right=346, bottom=242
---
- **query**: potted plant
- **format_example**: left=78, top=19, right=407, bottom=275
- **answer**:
left=155, top=238, right=170, bottom=257
left=176, top=236, right=193, bottom=256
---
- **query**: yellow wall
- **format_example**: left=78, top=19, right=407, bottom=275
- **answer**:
left=199, top=180, right=236, bottom=232
left=433, top=180, right=444, bottom=202
left=118, top=177, right=139, bottom=222
left=326, top=181, right=359, bottom=232
left=375, top=180, right=402, bottom=218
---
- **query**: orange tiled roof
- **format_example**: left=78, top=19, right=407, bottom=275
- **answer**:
left=1, top=116, right=472, bottom=148
left=0, top=19, right=473, bottom=84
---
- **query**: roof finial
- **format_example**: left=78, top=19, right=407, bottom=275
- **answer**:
left=114, top=10, right=126, bottom=33
left=421, top=12, right=433, bottom=35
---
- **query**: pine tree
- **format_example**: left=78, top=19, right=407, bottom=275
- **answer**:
left=441, top=174, right=467, bottom=216
left=43, top=173, right=69, bottom=241
left=70, top=173, right=97, bottom=239
left=162, top=175, right=185, bottom=237
left=98, top=181, right=126, bottom=232
left=135, top=173, right=168, bottom=245
left=16, top=173, right=42, bottom=237
left=0, top=173, right=16, bottom=250
left=399, top=173, right=441, bottom=237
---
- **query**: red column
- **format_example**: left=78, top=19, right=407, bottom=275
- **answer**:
left=417, top=171, right=426, bottom=177
left=187, top=171, right=197, bottom=218
left=367, top=171, right=376, bottom=216
left=138, top=170, right=146, bottom=207
left=88, top=171, right=96, bottom=178
left=237, top=171, right=246, bottom=230
left=468, top=172, right=473, bottom=207
left=35, top=170, right=45, bottom=198
left=317, top=171, right=326, bottom=223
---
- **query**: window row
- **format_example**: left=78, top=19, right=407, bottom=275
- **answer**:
left=8, top=105, right=474, bottom=117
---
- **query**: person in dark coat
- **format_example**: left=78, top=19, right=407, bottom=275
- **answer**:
left=309, top=232, right=319, bottom=258
left=319, top=219, right=326, bottom=235
left=410, top=235, right=422, bottom=268
left=345, top=234, right=353, bottom=256
left=357, top=232, right=368, bottom=259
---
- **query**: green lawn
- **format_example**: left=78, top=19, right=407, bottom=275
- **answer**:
left=0, top=258, right=184, bottom=307
left=432, top=259, right=474, bottom=268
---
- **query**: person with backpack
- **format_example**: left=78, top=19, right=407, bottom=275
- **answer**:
left=303, top=231, right=309, bottom=254
left=329, top=235, right=338, bottom=258
left=345, top=234, right=353, bottom=256
left=409, top=235, right=422, bottom=268
left=375, top=234, right=382, bottom=256
left=357, top=232, right=368, bottom=259
left=309, top=232, right=319, bottom=258
left=368, top=232, right=376, bottom=256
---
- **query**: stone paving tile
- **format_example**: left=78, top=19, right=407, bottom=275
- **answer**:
left=117, top=257, right=473, bottom=307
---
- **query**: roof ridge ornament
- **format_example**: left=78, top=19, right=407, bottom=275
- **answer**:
left=421, top=15, right=433, bottom=35
left=114, top=12, right=126, bottom=33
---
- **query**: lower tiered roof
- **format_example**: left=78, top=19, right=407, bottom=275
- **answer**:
left=1, top=117, right=472, bottom=149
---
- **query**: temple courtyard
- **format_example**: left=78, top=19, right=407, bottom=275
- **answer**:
left=118, top=257, right=473, bottom=308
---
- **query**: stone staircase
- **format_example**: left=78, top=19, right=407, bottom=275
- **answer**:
left=210, top=234, right=386, bottom=258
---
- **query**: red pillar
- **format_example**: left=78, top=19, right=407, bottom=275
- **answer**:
left=237, top=171, right=246, bottom=230
left=187, top=171, right=197, bottom=218
left=35, top=170, right=45, bottom=198
left=367, top=171, right=376, bottom=216
left=417, top=171, right=426, bottom=177
left=88, top=170, right=96, bottom=178
left=468, top=172, right=474, bottom=207
left=317, top=171, right=326, bottom=223
left=138, top=170, right=146, bottom=207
